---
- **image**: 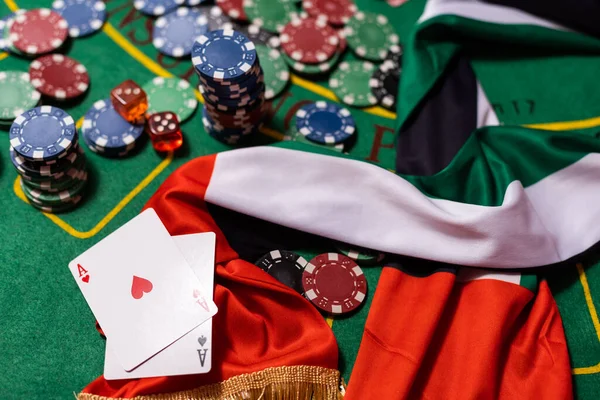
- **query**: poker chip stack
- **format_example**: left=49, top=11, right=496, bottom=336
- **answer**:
left=9, top=106, right=89, bottom=213
left=192, top=29, right=266, bottom=145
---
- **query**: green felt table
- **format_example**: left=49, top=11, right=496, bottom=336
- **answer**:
left=0, top=0, right=599, bottom=398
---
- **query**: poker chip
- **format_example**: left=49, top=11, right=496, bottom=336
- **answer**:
left=0, top=71, right=41, bottom=121
left=335, top=242, right=385, bottom=266
left=26, top=194, right=83, bottom=213
left=203, top=5, right=232, bottom=31
left=303, top=253, right=367, bottom=315
left=344, top=11, right=400, bottom=61
left=192, top=29, right=257, bottom=80
left=302, top=0, right=357, bottom=26
left=134, top=0, right=185, bottom=16
left=51, top=0, right=106, bottom=37
left=9, top=9, right=69, bottom=55
left=25, top=168, right=87, bottom=193
left=255, top=250, right=308, bottom=295
left=295, top=101, right=355, bottom=144
left=370, top=59, right=400, bottom=110
left=0, top=13, right=14, bottom=52
left=280, top=16, right=339, bottom=64
left=153, top=7, right=208, bottom=58
left=29, top=54, right=90, bottom=101
left=9, top=143, right=84, bottom=179
left=329, top=61, right=378, bottom=107
left=281, top=48, right=341, bottom=75
left=233, top=23, right=280, bottom=48
left=143, top=77, right=198, bottom=122
left=255, top=45, right=289, bottom=100
left=288, top=126, right=344, bottom=153
left=10, top=106, right=76, bottom=162
left=386, top=44, right=403, bottom=66
left=82, top=99, right=144, bottom=156
left=21, top=173, right=88, bottom=205
left=216, top=0, right=248, bottom=21
left=243, top=0, right=296, bottom=33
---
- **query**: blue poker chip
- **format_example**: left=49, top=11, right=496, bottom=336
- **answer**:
left=0, top=13, right=14, bottom=51
left=153, top=7, right=208, bottom=58
left=134, top=0, right=184, bottom=16
left=9, top=106, right=77, bottom=161
left=52, top=0, right=106, bottom=38
left=295, top=101, right=356, bottom=145
left=191, top=29, right=257, bottom=81
left=82, top=99, right=144, bottom=154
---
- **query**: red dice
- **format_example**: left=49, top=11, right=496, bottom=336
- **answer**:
left=110, top=79, right=148, bottom=122
left=146, top=112, right=183, bottom=152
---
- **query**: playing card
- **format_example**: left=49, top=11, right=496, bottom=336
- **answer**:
left=68, top=209, right=217, bottom=371
left=104, top=232, right=216, bottom=379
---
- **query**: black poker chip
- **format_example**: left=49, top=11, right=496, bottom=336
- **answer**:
left=255, top=250, right=307, bottom=294
left=386, top=44, right=403, bottom=67
left=370, top=59, right=400, bottom=110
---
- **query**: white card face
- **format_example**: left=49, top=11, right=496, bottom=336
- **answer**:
left=103, top=232, right=216, bottom=379
left=68, top=209, right=217, bottom=371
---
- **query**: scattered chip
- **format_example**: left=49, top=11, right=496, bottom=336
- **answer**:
left=134, top=0, right=185, bottom=16
left=281, top=48, right=341, bottom=75
left=303, top=0, right=357, bottom=26
left=255, top=250, right=308, bottom=295
left=344, top=11, right=399, bottom=61
left=216, top=0, right=248, bottom=21
left=143, top=77, right=198, bottom=122
left=303, top=253, right=367, bottom=315
left=192, top=29, right=257, bottom=80
left=255, top=44, right=289, bottom=99
left=335, top=242, right=385, bottom=266
left=9, top=9, right=69, bottom=55
left=203, top=5, right=232, bottom=31
left=280, top=16, right=338, bottom=64
left=82, top=99, right=144, bottom=156
left=295, top=101, right=355, bottom=144
left=29, top=54, right=90, bottom=100
left=329, top=61, right=378, bottom=107
left=370, top=59, right=400, bottom=110
left=0, top=71, right=41, bottom=121
left=153, top=7, right=208, bottom=58
left=243, top=0, right=296, bottom=33
left=10, top=106, right=76, bottom=162
left=52, top=0, right=106, bottom=38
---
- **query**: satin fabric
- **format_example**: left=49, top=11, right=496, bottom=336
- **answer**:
left=81, top=154, right=339, bottom=398
left=346, top=267, right=573, bottom=400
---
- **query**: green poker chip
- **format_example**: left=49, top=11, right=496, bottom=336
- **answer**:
left=281, top=48, right=342, bottom=75
left=21, top=174, right=88, bottom=206
left=255, top=44, right=289, bottom=100
left=24, top=165, right=87, bottom=193
left=335, top=242, right=385, bottom=266
left=329, top=61, right=378, bottom=107
left=344, top=11, right=400, bottom=61
left=27, top=195, right=83, bottom=213
left=243, top=0, right=296, bottom=33
left=0, top=71, right=41, bottom=120
left=143, top=77, right=198, bottom=122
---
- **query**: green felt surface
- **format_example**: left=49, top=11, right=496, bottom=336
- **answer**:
left=0, top=0, right=599, bottom=398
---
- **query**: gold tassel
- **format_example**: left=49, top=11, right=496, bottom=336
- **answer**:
left=78, top=365, right=342, bottom=400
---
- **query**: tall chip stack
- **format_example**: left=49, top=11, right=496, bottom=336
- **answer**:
left=192, top=29, right=266, bottom=145
left=9, top=106, right=89, bottom=213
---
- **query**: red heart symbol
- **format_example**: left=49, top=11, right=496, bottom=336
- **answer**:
left=131, top=276, right=153, bottom=300
left=81, top=275, right=89, bottom=283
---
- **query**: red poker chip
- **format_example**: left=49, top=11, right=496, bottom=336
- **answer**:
left=9, top=9, right=68, bottom=55
left=303, top=0, right=357, bottom=26
left=337, top=28, right=347, bottom=53
left=303, top=253, right=367, bottom=315
left=280, top=16, right=339, bottom=64
left=29, top=55, right=90, bottom=100
left=216, top=0, right=248, bottom=22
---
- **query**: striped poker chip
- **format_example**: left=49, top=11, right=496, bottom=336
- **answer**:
left=9, top=106, right=76, bottom=162
left=302, top=253, right=367, bottom=315
left=295, top=101, right=355, bottom=145
left=29, top=54, right=90, bottom=100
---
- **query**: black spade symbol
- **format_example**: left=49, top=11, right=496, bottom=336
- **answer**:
left=197, top=335, right=207, bottom=347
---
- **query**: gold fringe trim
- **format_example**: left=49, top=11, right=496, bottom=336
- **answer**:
left=78, top=365, right=342, bottom=400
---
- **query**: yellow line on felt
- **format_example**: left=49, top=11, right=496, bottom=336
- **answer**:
left=4, top=0, right=17, bottom=11
left=289, top=74, right=396, bottom=120
left=13, top=152, right=174, bottom=239
left=0, top=52, right=8, bottom=61
left=325, top=317, right=334, bottom=328
left=571, top=263, right=600, bottom=375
